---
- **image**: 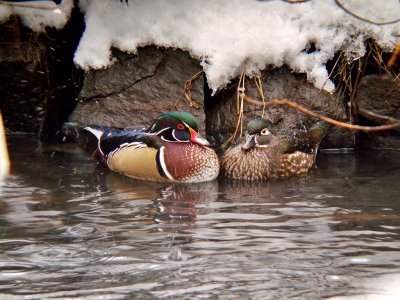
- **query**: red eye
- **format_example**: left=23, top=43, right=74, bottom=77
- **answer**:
left=176, top=123, right=185, bottom=130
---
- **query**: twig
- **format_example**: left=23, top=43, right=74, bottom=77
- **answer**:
left=236, top=68, right=246, bottom=114
left=241, top=94, right=400, bottom=132
left=220, top=134, right=235, bottom=150
left=254, top=75, right=266, bottom=117
left=310, top=51, right=343, bottom=108
left=349, top=58, right=365, bottom=136
left=282, top=0, right=311, bottom=3
left=335, top=0, right=400, bottom=25
left=176, top=71, right=203, bottom=109
left=359, top=108, right=400, bottom=133
left=232, top=70, right=246, bottom=144
left=0, top=1, right=58, bottom=10
left=388, top=43, right=400, bottom=67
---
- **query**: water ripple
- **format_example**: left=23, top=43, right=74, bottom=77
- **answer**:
left=0, top=136, right=399, bottom=299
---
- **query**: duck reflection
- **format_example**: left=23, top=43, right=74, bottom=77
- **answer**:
left=219, top=176, right=310, bottom=204
left=104, top=173, right=219, bottom=244
left=103, top=172, right=162, bottom=201
left=154, top=181, right=219, bottom=233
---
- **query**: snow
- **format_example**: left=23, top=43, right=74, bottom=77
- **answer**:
left=1, top=0, right=399, bottom=93
left=73, top=0, right=400, bottom=93
left=0, top=0, right=73, bottom=32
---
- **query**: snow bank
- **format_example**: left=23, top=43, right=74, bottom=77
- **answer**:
left=2, top=0, right=398, bottom=93
left=0, top=0, right=73, bottom=32
left=73, top=0, right=400, bottom=93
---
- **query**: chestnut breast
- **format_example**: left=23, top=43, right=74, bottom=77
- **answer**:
left=162, top=142, right=220, bottom=183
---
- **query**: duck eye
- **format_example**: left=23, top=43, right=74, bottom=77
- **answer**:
left=260, top=128, right=270, bottom=135
left=176, top=123, right=185, bottom=130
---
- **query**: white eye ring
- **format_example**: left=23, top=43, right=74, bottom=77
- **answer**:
left=260, top=128, right=270, bottom=136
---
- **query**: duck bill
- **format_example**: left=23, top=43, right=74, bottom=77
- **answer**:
left=241, top=132, right=256, bottom=151
left=189, top=128, right=210, bottom=146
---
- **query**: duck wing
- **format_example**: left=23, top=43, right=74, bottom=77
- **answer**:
left=97, top=128, right=162, bottom=157
left=84, top=127, right=169, bottom=181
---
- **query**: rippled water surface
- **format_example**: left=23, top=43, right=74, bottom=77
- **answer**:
left=1, top=135, right=400, bottom=299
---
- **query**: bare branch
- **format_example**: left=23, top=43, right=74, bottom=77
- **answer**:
left=388, top=43, right=400, bottom=67
left=335, top=0, right=400, bottom=25
left=241, top=94, right=400, bottom=132
left=176, top=71, right=203, bottom=109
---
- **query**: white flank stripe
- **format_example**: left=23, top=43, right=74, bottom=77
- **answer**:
left=158, top=146, right=175, bottom=181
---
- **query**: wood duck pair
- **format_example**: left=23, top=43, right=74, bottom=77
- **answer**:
left=85, top=112, right=329, bottom=182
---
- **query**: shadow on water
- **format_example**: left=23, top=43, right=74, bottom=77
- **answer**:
left=0, top=135, right=399, bottom=299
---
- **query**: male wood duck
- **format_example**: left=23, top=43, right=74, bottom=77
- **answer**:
left=221, top=118, right=330, bottom=180
left=85, top=111, right=220, bottom=183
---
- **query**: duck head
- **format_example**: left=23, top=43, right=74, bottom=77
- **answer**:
left=241, top=118, right=279, bottom=151
left=147, top=111, right=210, bottom=146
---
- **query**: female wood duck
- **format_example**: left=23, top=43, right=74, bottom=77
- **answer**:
left=85, top=111, right=220, bottom=183
left=221, top=118, right=330, bottom=180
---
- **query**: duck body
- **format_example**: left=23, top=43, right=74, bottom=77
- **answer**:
left=85, top=112, right=220, bottom=183
left=221, top=118, right=330, bottom=180
left=222, top=146, right=314, bottom=180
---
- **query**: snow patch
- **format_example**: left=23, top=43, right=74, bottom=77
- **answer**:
left=0, top=0, right=74, bottom=32
left=73, top=0, right=400, bottom=93
left=2, top=0, right=398, bottom=93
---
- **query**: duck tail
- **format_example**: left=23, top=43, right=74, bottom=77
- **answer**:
left=315, top=120, right=332, bottom=132
left=308, top=121, right=332, bottom=143
left=62, top=122, right=106, bottom=141
left=307, top=121, right=332, bottom=161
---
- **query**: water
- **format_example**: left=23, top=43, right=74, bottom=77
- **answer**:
left=0, top=135, right=400, bottom=299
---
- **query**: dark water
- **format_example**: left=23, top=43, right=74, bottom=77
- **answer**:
left=1, top=135, right=400, bottom=299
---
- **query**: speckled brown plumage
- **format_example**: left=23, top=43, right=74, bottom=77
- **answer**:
left=221, top=145, right=314, bottom=180
left=221, top=118, right=330, bottom=180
